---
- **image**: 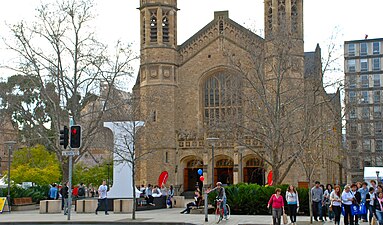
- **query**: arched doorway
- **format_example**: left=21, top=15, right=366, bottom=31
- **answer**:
left=215, top=158, right=234, bottom=185
left=244, top=157, right=265, bottom=185
left=183, top=159, right=203, bottom=191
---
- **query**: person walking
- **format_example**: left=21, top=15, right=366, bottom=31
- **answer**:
left=330, top=185, right=342, bottom=225
left=286, top=185, right=299, bottom=225
left=95, top=180, right=108, bottom=215
left=359, top=182, right=370, bottom=222
left=366, top=187, right=376, bottom=224
left=374, top=192, right=383, bottom=225
left=324, top=184, right=334, bottom=221
left=268, top=188, right=285, bottom=225
left=351, top=183, right=362, bottom=225
left=60, top=182, right=69, bottom=215
left=312, top=181, right=324, bottom=221
left=342, top=185, right=354, bottom=225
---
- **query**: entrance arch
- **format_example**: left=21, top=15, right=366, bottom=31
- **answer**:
left=215, top=157, right=234, bottom=185
left=183, top=158, right=203, bottom=191
left=244, top=157, right=265, bottom=185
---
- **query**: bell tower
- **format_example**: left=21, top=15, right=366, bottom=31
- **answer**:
left=264, top=0, right=304, bottom=77
left=137, top=0, right=178, bottom=185
left=264, top=0, right=303, bottom=41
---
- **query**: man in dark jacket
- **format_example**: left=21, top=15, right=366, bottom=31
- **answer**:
left=351, top=183, right=362, bottom=225
left=60, top=182, right=69, bottom=215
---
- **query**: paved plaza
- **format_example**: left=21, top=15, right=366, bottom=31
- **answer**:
left=0, top=208, right=369, bottom=225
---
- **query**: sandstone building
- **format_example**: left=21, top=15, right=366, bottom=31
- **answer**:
left=133, top=0, right=343, bottom=192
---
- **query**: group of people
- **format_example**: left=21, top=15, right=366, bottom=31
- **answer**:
left=47, top=180, right=109, bottom=216
left=311, top=180, right=383, bottom=225
left=138, top=184, right=175, bottom=208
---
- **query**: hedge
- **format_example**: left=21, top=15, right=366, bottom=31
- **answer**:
left=208, top=183, right=310, bottom=215
left=0, top=185, right=49, bottom=204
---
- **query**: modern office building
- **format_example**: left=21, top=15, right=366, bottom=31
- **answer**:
left=344, top=38, right=383, bottom=182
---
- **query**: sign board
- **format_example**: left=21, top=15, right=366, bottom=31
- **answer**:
left=0, top=197, right=9, bottom=213
left=62, top=151, right=79, bottom=156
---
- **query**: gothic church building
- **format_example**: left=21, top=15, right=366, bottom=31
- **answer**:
left=133, top=0, right=343, bottom=192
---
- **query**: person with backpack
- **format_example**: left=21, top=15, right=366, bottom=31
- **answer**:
left=78, top=183, right=86, bottom=199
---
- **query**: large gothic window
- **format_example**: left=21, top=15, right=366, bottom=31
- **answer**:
left=278, top=0, right=286, bottom=27
left=203, top=72, right=242, bottom=127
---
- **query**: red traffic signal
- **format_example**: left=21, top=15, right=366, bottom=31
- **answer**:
left=70, top=125, right=81, bottom=149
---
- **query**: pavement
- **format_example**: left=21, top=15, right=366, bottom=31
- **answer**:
left=0, top=208, right=370, bottom=225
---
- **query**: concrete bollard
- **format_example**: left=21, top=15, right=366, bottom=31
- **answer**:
left=114, top=199, right=133, bottom=213
left=39, top=200, right=61, bottom=214
left=172, top=196, right=185, bottom=208
left=76, top=199, right=98, bottom=213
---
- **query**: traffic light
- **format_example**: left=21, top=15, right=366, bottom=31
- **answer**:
left=59, top=126, right=69, bottom=149
left=70, top=125, right=82, bottom=149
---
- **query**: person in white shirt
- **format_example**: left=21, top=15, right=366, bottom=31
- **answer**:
left=342, top=185, right=354, bottom=225
left=95, top=180, right=108, bottom=215
left=330, top=185, right=342, bottom=225
left=286, top=185, right=299, bottom=225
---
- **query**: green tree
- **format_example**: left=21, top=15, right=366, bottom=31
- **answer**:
left=72, top=161, right=112, bottom=187
left=10, top=145, right=61, bottom=185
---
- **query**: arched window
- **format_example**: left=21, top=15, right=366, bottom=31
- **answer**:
left=216, top=159, right=234, bottom=167
left=162, top=12, right=169, bottom=43
left=203, top=72, right=242, bottom=127
left=278, top=0, right=286, bottom=27
left=150, top=10, right=157, bottom=42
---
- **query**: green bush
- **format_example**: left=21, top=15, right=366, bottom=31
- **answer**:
left=0, top=185, right=50, bottom=204
left=208, top=183, right=309, bottom=215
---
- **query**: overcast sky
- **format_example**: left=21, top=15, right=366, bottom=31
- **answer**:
left=1, top=0, right=382, bottom=91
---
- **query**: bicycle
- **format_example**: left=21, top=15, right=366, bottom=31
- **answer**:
left=215, top=198, right=231, bottom=223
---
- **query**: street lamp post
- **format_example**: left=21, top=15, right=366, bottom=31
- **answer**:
left=4, top=141, right=16, bottom=213
left=376, top=171, right=380, bottom=185
left=206, top=138, right=219, bottom=187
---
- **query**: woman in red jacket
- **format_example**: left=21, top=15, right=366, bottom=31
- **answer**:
left=267, top=188, right=285, bottom=225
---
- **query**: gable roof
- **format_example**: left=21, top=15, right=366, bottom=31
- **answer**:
left=178, top=11, right=264, bottom=65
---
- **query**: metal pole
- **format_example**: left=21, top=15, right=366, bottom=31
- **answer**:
left=67, top=116, right=74, bottom=221
left=211, top=144, right=214, bottom=187
left=7, top=145, right=11, bottom=213
left=204, top=192, right=208, bottom=222
left=67, top=155, right=72, bottom=220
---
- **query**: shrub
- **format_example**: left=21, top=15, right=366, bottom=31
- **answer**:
left=0, top=185, right=50, bottom=204
left=207, top=183, right=309, bottom=215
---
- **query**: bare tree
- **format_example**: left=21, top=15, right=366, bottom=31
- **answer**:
left=215, top=27, right=307, bottom=185
left=0, top=0, right=136, bottom=180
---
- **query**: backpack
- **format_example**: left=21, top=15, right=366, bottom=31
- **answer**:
left=78, top=187, right=85, bottom=196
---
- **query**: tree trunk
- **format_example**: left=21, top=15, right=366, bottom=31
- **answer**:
left=272, top=165, right=280, bottom=185
left=61, top=159, right=70, bottom=182
left=308, top=179, right=313, bottom=224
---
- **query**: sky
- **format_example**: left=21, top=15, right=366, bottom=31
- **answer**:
left=0, top=0, right=382, bottom=92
